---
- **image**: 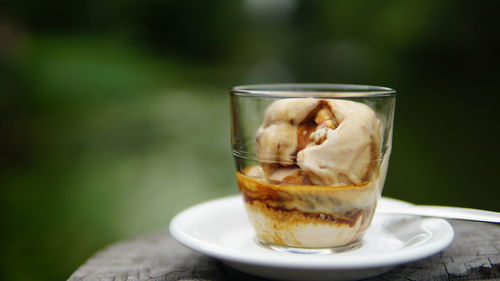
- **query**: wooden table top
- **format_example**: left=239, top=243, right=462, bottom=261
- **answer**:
left=68, top=220, right=499, bottom=281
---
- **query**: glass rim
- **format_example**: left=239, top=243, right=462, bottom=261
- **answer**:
left=231, top=83, right=396, bottom=98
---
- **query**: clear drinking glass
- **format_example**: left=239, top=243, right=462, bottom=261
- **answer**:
left=230, top=84, right=396, bottom=254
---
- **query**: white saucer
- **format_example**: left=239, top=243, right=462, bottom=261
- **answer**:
left=169, top=196, right=454, bottom=281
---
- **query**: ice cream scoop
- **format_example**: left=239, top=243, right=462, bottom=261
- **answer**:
left=256, top=98, right=381, bottom=186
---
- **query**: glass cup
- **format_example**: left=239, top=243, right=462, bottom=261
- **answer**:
left=230, top=84, right=396, bottom=254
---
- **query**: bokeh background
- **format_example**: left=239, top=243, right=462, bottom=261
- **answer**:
left=1, top=0, right=499, bottom=280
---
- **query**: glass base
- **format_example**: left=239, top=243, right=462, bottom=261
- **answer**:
left=255, top=238, right=362, bottom=255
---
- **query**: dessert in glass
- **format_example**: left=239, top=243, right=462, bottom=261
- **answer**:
left=230, top=84, right=396, bottom=253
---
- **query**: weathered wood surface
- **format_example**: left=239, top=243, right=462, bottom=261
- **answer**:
left=68, top=220, right=499, bottom=281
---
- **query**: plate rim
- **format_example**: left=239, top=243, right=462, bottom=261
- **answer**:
left=169, top=195, right=454, bottom=270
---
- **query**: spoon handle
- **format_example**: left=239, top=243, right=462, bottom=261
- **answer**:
left=376, top=205, right=500, bottom=223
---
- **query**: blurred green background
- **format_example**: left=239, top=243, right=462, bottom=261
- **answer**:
left=1, top=0, right=499, bottom=280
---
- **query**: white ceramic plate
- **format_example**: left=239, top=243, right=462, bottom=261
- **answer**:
left=169, top=196, right=454, bottom=281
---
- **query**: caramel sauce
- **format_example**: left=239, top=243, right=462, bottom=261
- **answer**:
left=297, top=120, right=316, bottom=152
left=296, top=101, right=337, bottom=152
left=244, top=200, right=365, bottom=227
left=236, top=171, right=374, bottom=227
